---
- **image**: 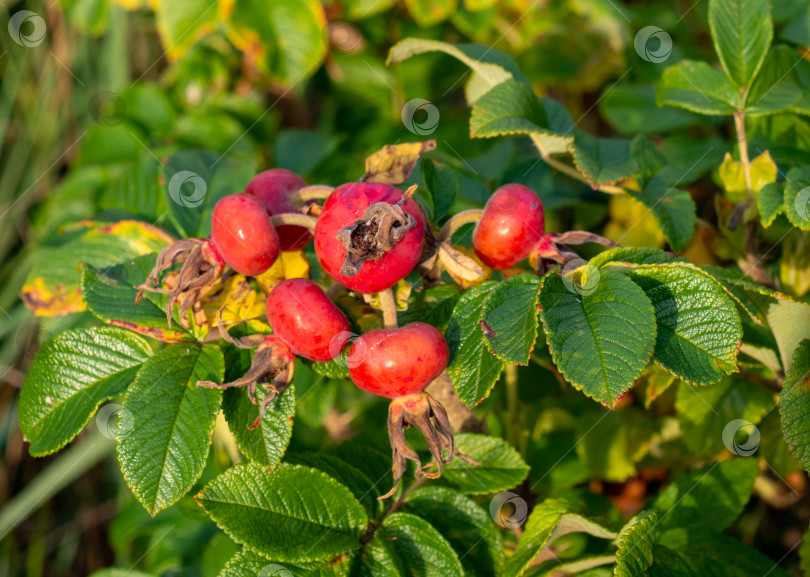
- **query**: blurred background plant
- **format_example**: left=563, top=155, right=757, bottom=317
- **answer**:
left=2, top=0, right=809, bottom=575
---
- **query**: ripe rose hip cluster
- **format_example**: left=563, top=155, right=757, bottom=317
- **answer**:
left=139, top=167, right=575, bottom=498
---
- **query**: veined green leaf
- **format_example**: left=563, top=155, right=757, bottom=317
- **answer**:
left=708, top=0, right=773, bottom=89
left=117, top=344, right=224, bottom=515
left=19, top=327, right=151, bottom=456
left=538, top=270, right=657, bottom=406
left=657, top=60, right=741, bottom=115
left=196, top=463, right=367, bottom=564
left=482, top=274, right=541, bottom=365
left=441, top=434, right=529, bottom=495
left=615, top=511, right=658, bottom=577
left=446, top=281, right=506, bottom=407
left=778, top=340, right=810, bottom=472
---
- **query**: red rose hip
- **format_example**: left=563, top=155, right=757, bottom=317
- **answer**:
left=245, top=169, right=311, bottom=251
left=266, top=278, right=351, bottom=362
left=473, top=183, right=545, bottom=270
left=348, top=322, right=449, bottom=399
left=314, top=182, right=425, bottom=294
left=211, top=193, right=279, bottom=276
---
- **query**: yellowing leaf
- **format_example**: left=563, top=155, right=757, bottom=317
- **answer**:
left=21, top=220, right=172, bottom=317
left=438, top=242, right=490, bottom=288
left=718, top=151, right=777, bottom=202
left=254, top=250, right=311, bottom=294
left=203, top=275, right=267, bottom=329
left=362, top=141, right=437, bottom=185
left=604, top=195, right=665, bottom=249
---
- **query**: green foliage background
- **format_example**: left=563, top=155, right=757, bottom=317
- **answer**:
left=2, top=0, right=810, bottom=576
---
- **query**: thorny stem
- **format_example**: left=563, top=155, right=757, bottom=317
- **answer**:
left=379, top=288, right=398, bottom=329
left=269, top=213, right=318, bottom=231
left=436, top=209, right=484, bottom=243
left=530, top=135, right=624, bottom=195
left=733, top=108, right=773, bottom=286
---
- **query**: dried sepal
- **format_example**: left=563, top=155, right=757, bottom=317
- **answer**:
left=136, top=238, right=224, bottom=328
left=336, top=190, right=418, bottom=277
left=380, top=392, right=480, bottom=500
left=197, top=336, right=295, bottom=430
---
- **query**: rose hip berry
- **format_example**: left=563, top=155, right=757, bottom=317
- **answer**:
left=245, top=169, right=311, bottom=251
left=346, top=322, right=477, bottom=498
left=266, top=278, right=351, bottom=362
left=314, top=182, right=425, bottom=294
left=473, top=183, right=545, bottom=270
left=348, top=322, right=448, bottom=398
left=211, top=193, right=279, bottom=276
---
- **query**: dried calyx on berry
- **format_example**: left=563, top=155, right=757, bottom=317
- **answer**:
left=136, top=238, right=224, bottom=329
left=336, top=184, right=418, bottom=277
left=197, top=335, right=295, bottom=430
left=346, top=322, right=480, bottom=499
left=384, top=392, right=478, bottom=500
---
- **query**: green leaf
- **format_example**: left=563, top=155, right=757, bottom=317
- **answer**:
left=764, top=297, right=810, bottom=370
left=652, top=458, right=758, bottom=532
left=625, top=176, right=697, bottom=252
left=420, top=158, right=459, bottom=221
left=222, top=382, right=295, bottom=469
left=404, top=0, right=457, bottom=27
left=481, top=274, right=541, bottom=365
left=571, top=131, right=638, bottom=186
left=117, top=344, right=224, bottom=515
left=656, top=528, right=790, bottom=577
left=589, top=247, right=673, bottom=268
left=398, top=284, right=461, bottom=330
left=538, top=270, right=657, bottom=406
left=358, top=512, right=463, bottom=577
left=758, top=411, right=801, bottom=477
left=441, top=433, right=529, bottom=495
left=746, top=46, right=803, bottom=116
left=219, top=549, right=350, bottom=577
left=657, top=60, right=741, bottom=115
left=708, top=0, right=773, bottom=89
left=81, top=257, right=196, bottom=343
left=196, top=463, right=367, bottom=564
left=403, top=486, right=504, bottom=577
left=19, top=327, right=151, bottom=456
left=470, top=80, right=550, bottom=138
left=615, top=511, right=658, bottom=577
left=675, top=378, right=773, bottom=455
left=619, top=262, right=743, bottom=384
left=387, top=39, right=528, bottom=104
left=285, top=452, right=382, bottom=520
left=599, top=84, right=703, bottom=135
left=446, top=282, right=506, bottom=407
left=154, top=0, right=218, bottom=61
left=227, top=0, right=327, bottom=86
left=758, top=182, right=784, bottom=227
left=575, top=407, right=655, bottom=482
left=164, top=150, right=256, bottom=239
left=275, top=129, right=339, bottom=176
left=778, top=340, right=810, bottom=471
left=784, top=165, right=810, bottom=230
left=503, top=499, right=617, bottom=577
left=21, top=220, right=171, bottom=317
